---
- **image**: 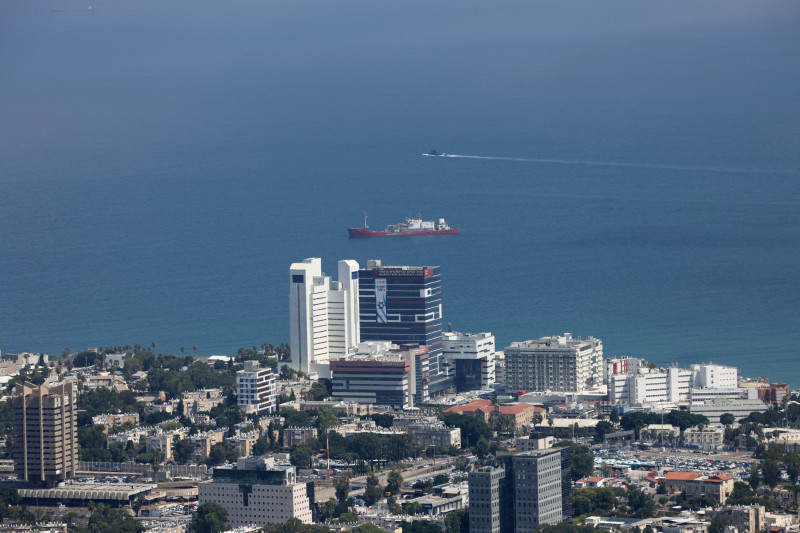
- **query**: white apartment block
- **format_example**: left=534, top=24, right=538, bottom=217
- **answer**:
left=607, top=362, right=744, bottom=407
left=198, top=457, right=312, bottom=527
left=684, top=426, right=724, bottom=449
left=608, top=367, right=692, bottom=404
left=289, top=258, right=360, bottom=378
left=442, top=331, right=496, bottom=391
left=504, top=333, right=603, bottom=393
left=237, top=361, right=277, bottom=413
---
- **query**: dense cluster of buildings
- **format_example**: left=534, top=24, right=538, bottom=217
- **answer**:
left=4, top=254, right=795, bottom=533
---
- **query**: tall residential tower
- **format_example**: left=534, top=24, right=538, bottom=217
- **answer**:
left=289, top=258, right=360, bottom=378
left=12, top=381, right=78, bottom=486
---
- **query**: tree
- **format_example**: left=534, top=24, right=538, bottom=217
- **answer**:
left=748, top=464, right=761, bottom=490
left=173, top=438, right=194, bottom=464
left=401, top=521, right=442, bottom=533
left=720, top=413, right=736, bottom=427
left=252, top=438, right=269, bottom=456
left=708, top=516, right=728, bottom=533
left=333, top=473, right=351, bottom=502
left=386, top=469, right=403, bottom=495
left=786, top=452, right=800, bottom=484
left=0, top=487, right=21, bottom=521
left=609, top=409, right=620, bottom=424
left=475, top=436, right=490, bottom=458
left=404, top=501, right=423, bottom=515
left=79, top=503, right=145, bottom=533
left=132, top=494, right=146, bottom=517
left=594, top=420, right=616, bottom=443
left=207, top=442, right=238, bottom=466
left=190, top=502, right=228, bottom=533
left=351, top=525, right=385, bottom=533
left=760, top=459, right=781, bottom=488
left=363, top=485, right=384, bottom=506
left=315, top=409, right=340, bottom=432
left=290, top=447, right=313, bottom=469
left=318, top=499, right=337, bottom=522
left=627, top=485, right=656, bottom=518
left=442, top=413, right=492, bottom=448
left=554, top=441, right=594, bottom=481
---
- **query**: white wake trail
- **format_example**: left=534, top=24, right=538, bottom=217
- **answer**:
left=444, top=154, right=799, bottom=175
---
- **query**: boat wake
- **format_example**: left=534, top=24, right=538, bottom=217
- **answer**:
left=440, top=154, right=799, bottom=175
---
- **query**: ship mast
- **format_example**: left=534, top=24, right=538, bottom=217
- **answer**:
left=363, top=212, right=368, bottom=229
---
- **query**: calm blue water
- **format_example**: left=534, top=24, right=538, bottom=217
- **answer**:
left=1, top=1, right=799, bottom=383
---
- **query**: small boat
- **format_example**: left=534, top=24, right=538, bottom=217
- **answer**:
left=422, top=149, right=450, bottom=157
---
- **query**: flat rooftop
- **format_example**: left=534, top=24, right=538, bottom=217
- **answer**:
left=18, top=482, right=155, bottom=501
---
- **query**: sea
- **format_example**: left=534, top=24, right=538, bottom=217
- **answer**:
left=1, top=1, right=799, bottom=384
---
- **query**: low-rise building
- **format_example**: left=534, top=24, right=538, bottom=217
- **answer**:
left=684, top=426, right=724, bottom=449
left=182, top=389, right=225, bottom=416
left=662, top=472, right=734, bottom=504
left=406, top=483, right=469, bottom=516
left=191, top=429, right=227, bottom=460
left=330, top=342, right=429, bottom=409
left=689, top=398, right=769, bottom=422
left=283, top=427, right=318, bottom=448
left=232, top=430, right=260, bottom=458
left=444, top=400, right=543, bottom=430
left=146, top=428, right=189, bottom=460
left=408, top=423, right=461, bottom=449
left=197, top=456, right=312, bottom=527
left=515, top=434, right=554, bottom=452
left=714, top=505, right=766, bottom=533
left=576, top=477, right=607, bottom=488
left=92, top=413, right=140, bottom=433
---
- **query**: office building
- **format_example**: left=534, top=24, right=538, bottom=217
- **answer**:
left=358, top=260, right=452, bottom=394
left=469, top=466, right=508, bottom=533
left=289, top=258, right=360, bottom=378
left=759, top=383, right=790, bottom=406
left=442, top=331, right=496, bottom=391
left=198, top=457, right=313, bottom=526
left=12, top=381, right=78, bottom=486
left=504, top=333, right=603, bottom=393
left=237, top=361, right=277, bottom=413
left=470, top=448, right=571, bottom=533
left=513, top=448, right=569, bottom=531
left=329, top=341, right=429, bottom=409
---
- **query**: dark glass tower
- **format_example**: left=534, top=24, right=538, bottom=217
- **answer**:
left=358, top=260, right=453, bottom=394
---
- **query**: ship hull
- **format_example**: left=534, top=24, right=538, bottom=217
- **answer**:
left=348, top=228, right=459, bottom=237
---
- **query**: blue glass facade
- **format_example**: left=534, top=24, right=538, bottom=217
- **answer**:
left=358, top=264, right=453, bottom=394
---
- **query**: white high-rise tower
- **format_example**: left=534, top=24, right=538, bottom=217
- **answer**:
left=289, top=258, right=360, bottom=378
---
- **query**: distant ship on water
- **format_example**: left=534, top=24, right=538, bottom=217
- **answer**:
left=348, top=213, right=459, bottom=237
left=422, top=149, right=452, bottom=157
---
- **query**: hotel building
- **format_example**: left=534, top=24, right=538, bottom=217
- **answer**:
left=289, top=258, right=360, bottom=378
